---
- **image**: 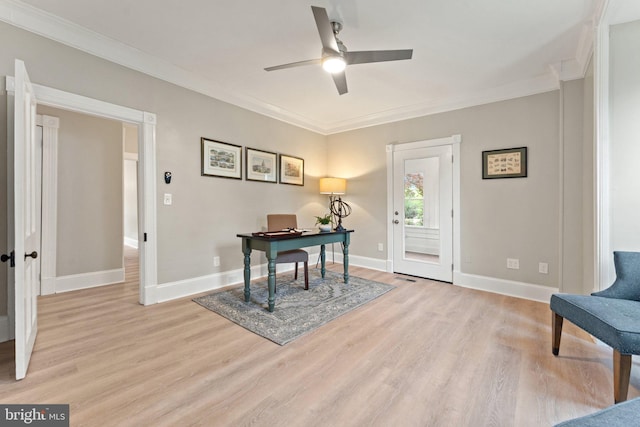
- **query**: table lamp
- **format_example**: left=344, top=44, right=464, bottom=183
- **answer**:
left=319, top=177, right=352, bottom=231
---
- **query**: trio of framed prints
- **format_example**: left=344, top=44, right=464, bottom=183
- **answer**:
left=201, top=137, right=304, bottom=186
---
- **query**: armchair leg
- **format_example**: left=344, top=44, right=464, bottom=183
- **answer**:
left=294, top=262, right=299, bottom=280
left=304, top=261, right=309, bottom=290
left=613, top=350, right=631, bottom=403
left=552, top=311, right=563, bottom=356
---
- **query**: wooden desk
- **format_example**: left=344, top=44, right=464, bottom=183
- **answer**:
left=236, top=230, right=354, bottom=312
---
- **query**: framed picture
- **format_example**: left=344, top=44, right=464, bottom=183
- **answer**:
left=482, top=147, right=528, bottom=179
left=246, top=147, right=277, bottom=183
left=201, top=138, right=242, bottom=180
left=279, top=154, right=304, bottom=186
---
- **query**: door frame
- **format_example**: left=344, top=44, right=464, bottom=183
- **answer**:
left=37, top=114, right=59, bottom=295
left=385, top=134, right=462, bottom=276
left=6, top=76, right=158, bottom=306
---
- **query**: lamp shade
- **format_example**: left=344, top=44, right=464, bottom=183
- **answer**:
left=319, top=177, right=346, bottom=195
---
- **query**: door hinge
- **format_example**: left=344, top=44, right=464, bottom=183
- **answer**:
left=1, top=250, right=15, bottom=268
left=451, top=209, right=454, bottom=218
left=451, top=264, right=454, bottom=271
left=144, top=233, right=148, bottom=242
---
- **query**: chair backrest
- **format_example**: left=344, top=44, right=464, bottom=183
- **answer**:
left=267, top=214, right=298, bottom=231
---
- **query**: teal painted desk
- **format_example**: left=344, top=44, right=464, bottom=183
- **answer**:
left=236, top=230, right=354, bottom=312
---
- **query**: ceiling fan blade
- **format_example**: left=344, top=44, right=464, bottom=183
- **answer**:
left=264, top=58, right=322, bottom=72
left=345, top=49, right=413, bottom=65
left=311, top=6, right=340, bottom=53
left=332, top=71, right=348, bottom=95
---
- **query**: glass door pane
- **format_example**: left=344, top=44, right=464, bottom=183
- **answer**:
left=404, top=157, right=440, bottom=264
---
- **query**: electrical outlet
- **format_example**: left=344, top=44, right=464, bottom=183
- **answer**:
left=377, top=243, right=384, bottom=252
left=507, top=258, right=519, bottom=269
left=539, top=262, right=549, bottom=274
left=214, top=256, right=220, bottom=267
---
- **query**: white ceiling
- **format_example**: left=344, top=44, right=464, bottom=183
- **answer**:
left=4, top=0, right=605, bottom=134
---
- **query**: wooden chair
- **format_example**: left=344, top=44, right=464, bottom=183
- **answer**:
left=267, top=214, right=309, bottom=291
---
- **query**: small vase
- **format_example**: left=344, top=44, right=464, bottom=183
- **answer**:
left=319, top=224, right=331, bottom=232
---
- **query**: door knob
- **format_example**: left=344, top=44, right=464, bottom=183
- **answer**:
left=393, top=219, right=400, bottom=224
left=25, top=251, right=38, bottom=260
left=1, top=250, right=15, bottom=267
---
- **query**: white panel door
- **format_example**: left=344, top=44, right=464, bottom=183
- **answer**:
left=393, top=144, right=453, bottom=282
left=12, top=59, right=40, bottom=379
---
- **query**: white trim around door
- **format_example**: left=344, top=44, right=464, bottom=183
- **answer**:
left=6, top=76, right=158, bottom=305
left=386, top=134, right=462, bottom=277
left=37, top=114, right=58, bottom=295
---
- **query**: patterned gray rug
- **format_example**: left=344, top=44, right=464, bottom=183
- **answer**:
left=194, top=270, right=394, bottom=345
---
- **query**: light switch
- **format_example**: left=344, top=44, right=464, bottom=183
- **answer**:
left=164, top=193, right=172, bottom=205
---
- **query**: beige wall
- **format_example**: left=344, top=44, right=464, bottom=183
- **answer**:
left=610, top=20, right=640, bottom=253
left=37, top=105, right=124, bottom=277
left=0, top=18, right=596, bottom=317
left=0, top=21, right=327, bottom=302
left=561, top=79, right=583, bottom=293
left=327, top=88, right=592, bottom=289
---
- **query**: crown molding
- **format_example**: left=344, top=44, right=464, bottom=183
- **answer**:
left=0, top=0, right=593, bottom=136
left=322, top=73, right=560, bottom=134
left=0, top=0, right=328, bottom=133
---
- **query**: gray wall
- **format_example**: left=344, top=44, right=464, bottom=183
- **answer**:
left=0, top=18, right=596, bottom=317
left=327, top=87, right=591, bottom=290
left=610, top=20, right=640, bottom=253
left=37, top=105, right=124, bottom=277
left=0, top=20, right=327, bottom=308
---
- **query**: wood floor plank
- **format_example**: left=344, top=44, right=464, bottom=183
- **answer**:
left=0, top=251, right=638, bottom=426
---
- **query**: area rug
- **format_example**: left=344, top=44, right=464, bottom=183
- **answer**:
left=193, top=270, right=395, bottom=345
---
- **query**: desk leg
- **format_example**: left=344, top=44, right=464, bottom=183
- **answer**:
left=320, top=244, right=326, bottom=278
left=343, top=235, right=350, bottom=284
left=267, top=255, right=276, bottom=312
left=242, top=242, right=251, bottom=302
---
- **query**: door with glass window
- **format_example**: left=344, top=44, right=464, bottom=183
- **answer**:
left=392, top=144, right=452, bottom=281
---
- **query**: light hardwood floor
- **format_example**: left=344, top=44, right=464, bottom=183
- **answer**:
left=0, top=248, right=638, bottom=426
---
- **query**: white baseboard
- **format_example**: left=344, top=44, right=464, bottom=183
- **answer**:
left=453, top=271, right=558, bottom=303
left=386, top=258, right=556, bottom=303
left=330, top=252, right=388, bottom=272
left=156, top=267, right=246, bottom=303
left=156, top=252, right=388, bottom=303
left=55, top=268, right=125, bottom=293
left=155, top=253, right=556, bottom=305
left=155, top=261, right=317, bottom=303
left=41, top=276, right=56, bottom=296
left=0, top=315, right=9, bottom=343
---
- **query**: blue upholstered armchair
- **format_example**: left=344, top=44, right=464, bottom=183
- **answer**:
left=550, top=251, right=640, bottom=403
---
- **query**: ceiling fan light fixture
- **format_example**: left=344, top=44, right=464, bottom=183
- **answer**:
left=322, top=56, right=346, bottom=74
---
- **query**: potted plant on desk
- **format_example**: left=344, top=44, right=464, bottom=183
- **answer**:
left=315, top=214, right=332, bottom=232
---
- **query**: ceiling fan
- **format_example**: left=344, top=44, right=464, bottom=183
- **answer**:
left=264, top=6, right=413, bottom=95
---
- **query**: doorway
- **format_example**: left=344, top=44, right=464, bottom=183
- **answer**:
left=386, top=135, right=461, bottom=282
left=6, top=74, right=158, bottom=306
left=37, top=107, right=140, bottom=294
